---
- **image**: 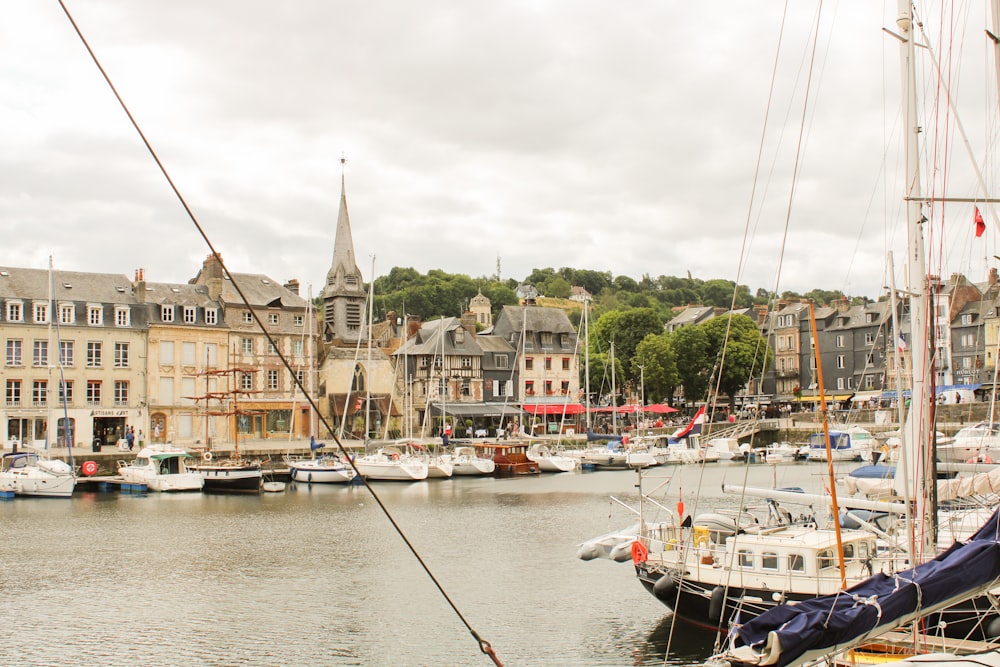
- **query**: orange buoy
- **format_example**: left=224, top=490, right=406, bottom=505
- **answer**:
left=81, top=460, right=98, bottom=477
left=631, top=540, right=649, bottom=565
left=677, top=500, right=685, bottom=517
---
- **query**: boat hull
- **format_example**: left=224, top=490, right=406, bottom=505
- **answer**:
left=636, top=565, right=1000, bottom=641
left=288, top=460, right=355, bottom=484
left=192, top=465, right=263, bottom=493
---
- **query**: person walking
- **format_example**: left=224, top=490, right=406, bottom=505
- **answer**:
left=125, top=426, right=135, bottom=451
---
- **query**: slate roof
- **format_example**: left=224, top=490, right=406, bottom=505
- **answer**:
left=218, top=273, right=309, bottom=309
left=0, top=267, right=135, bottom=303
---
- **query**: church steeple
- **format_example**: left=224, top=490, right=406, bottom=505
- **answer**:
left=321, top=158, right=366, bottom=344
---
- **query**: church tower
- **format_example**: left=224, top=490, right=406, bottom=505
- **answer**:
left=320, top=161, right=366, bottom=344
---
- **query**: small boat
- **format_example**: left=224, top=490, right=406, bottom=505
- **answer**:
left=528, top=444, right=579, bottom=473
left=449, top=446, right=496, bottom=476
left=262, top=481, right=286, bottom=493
left=937, top=422, right=1000, bottom=463
left=354, top=447, right=428, bottom=481
left=117, top=445, right=203, bottom=492
left=404, top=441, right=453, bottom=478
left=806, top=428, right=872, bottom=462
left=764, top=441, right=808, bottom=464
left=288, top=456, right=356, bottom=484
left=189, top=454, right=263, bottom=494
left=0, top=451, right=76, bottom=498
left=474, top=443, right=540, bottom=476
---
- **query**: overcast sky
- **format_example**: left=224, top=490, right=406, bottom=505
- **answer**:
left=3, top=2, right=999, bottom=302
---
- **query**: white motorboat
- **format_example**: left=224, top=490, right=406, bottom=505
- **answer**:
left=0, top=451, right=76, bottom=498
left=117, top=445, right=203, bottom=492
left=764, top=442, right=808, bottom=464
left=354, top=447, right=428, bottom=481
left=809, top=430, right=872, bottom=461
left=288, top=456, right=356, bottom=484
left=449, top=446, right=496, bottom=476
left=937, top=423, right=1000, bottom=463
left=528, top=444, right=579, bottom=473
left=706, top=437, right=748, bottom=461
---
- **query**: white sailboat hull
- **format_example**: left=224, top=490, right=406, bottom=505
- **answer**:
left=0, top=454, right=76, bottom=497
left=289, top=458, right=355, bottom=484
left=355, top=451, right=428, bottom=481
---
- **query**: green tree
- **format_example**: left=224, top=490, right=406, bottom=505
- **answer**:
left=634, top=333, right=679, bottom=404
left=701, top=314, right=773, bottom=409
left=546, top=275, right=572, bottom=299
left=670, top=324, right=710, bottom=403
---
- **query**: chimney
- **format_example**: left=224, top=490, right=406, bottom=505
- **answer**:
left=284, top=279, right=300, bottom=296
left=133, top=268, right=147, bottom=304
left=202, top=253, right=224, bottom=301
left=407, top=315, right=422, bottom=339
left=461, top=310, right=477, bottom=333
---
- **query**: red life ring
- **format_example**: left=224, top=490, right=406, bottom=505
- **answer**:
left=81, top=461, right=98, bottom=477
left=631, top=540, right=649, bottom=565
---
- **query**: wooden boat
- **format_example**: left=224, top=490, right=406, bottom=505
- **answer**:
left=474, top=443, right=540, bottom=476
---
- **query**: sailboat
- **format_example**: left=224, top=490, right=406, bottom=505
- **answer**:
left=583, top=0, right=1000, bottom=648
left=187, top=355, right=264, bottom=493
left=0, top=257, right=76, bottom=498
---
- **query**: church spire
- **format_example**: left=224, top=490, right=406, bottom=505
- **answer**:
left=321, top=157, right=366, bottom=344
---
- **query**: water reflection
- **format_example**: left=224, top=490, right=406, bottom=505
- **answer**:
left=0, top=462, right=824, bottom=665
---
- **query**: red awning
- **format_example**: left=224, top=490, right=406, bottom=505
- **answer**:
left=644, top=403, right=679, bottom=414
left=522, top=403, right=586, bottom=416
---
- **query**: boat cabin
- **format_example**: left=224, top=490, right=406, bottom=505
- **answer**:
left=474, top=443, right=540, bottom=477
left=2, top=452, right=41, bottom=471
left=808, top=431, right=852, bottom=451
left=700, top=527, right=880, bottom=594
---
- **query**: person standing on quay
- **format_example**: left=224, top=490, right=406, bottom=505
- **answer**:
left=125, top=426, right=135, bottom=451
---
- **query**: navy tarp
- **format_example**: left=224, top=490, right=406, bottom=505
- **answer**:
left=730, top=509, right=1000, bottom=667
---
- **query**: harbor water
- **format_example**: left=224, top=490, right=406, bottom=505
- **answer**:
left=1, top=461, right=831, bottom=666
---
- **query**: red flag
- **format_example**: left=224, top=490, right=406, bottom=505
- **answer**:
left=976, top=206, right=986, bottom=237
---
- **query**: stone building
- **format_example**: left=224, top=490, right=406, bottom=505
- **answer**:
left=0, top=266, right=147, bottom=449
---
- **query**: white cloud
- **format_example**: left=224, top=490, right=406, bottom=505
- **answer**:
left=2, top=1, right=998, bottom=302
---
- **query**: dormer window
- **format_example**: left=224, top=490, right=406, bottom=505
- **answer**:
left=33, top=302, right=48, bottom=324
left=7, top=301, right=23, bottom=322
left=115, top=306, right=130, bottom=327
left=59, top=304, right=74, bottom=324
left=87, top=305, right=103, bottom=326
left=161, top=305, right=174, bottom=323
left=183, top=306, right=197, bottom=324
left=205, top=308, right=218, bottom=325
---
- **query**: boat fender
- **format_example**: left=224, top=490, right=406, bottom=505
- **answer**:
left=81, top=460, right=98, bottom=477
left=391, top=453, right=400, bottom=461
left=708, top=586, right=726, bottom=623
left=307, top=472, right=312, bottom=483
left=986, top=616, right=1000, bottom=639
left=203, top=451, right=213, bottom=462
left=631, top=540, right=649, bottom=565
left=652, top=575, right=676, bottom=602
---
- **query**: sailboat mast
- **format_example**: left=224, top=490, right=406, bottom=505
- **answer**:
left=610, top=341, right=617, bottom=434
left=584, top=297, right=591, bottom=430
left=364, top=256, right=374, bottom=443
left=46, top=256, right=54, bottom=451
left=808, top=301, right=847, bottom=588
left=888, top=253, right=915, bottom=568
left=896, top=3, right=935, bottom=554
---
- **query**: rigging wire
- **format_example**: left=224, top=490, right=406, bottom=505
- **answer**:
left=55, top=2, right=502, bottom=663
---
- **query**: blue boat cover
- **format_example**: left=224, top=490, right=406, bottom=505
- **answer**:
left=808, top=432, right=851, bottom=450
left=848, top=464, right=895, bottom=479
left=729, top=509, right=1000, bottom=667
